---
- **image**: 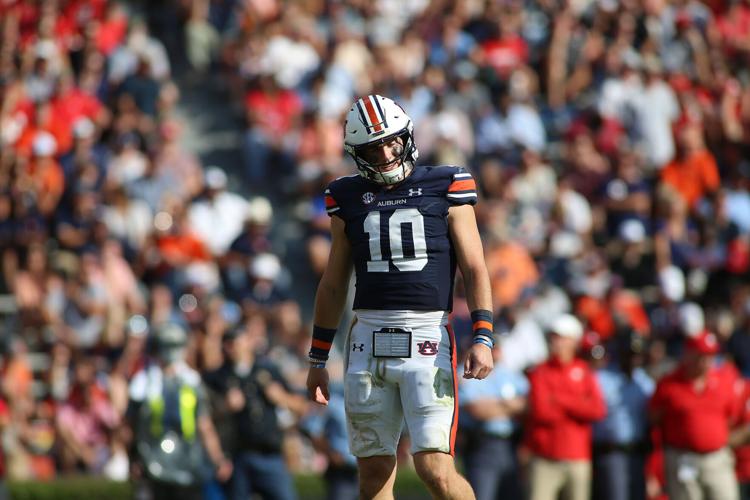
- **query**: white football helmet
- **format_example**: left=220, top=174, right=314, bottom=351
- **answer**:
left=343, top=95, right=419, bottom=186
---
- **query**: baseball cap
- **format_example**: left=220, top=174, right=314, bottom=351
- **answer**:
left=246, top=196, right=273, bottom=225
left=678, top=302, right=705, bottom=337
left=685, top=330, right=720, bottom=355
left=205, top=166, right=228, bottom=190
left=659, top=265, right=685, bottom=302
left=73, top=117, right=95, bottom=140
left=550, top=314, right=584, bottom=341
left=32, top=131, right=57, bottom=157
left=250, top=253, right=281, bottom=281
left=619, top=219, right=646, bottom=244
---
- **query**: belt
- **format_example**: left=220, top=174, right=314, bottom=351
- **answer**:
left=593, top=441, right=648, bottom=454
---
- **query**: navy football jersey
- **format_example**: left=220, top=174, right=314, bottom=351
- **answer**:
left=325, top=166, right=478, bottom=311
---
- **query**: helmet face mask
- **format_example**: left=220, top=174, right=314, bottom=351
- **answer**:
left=344, top=95, right=419, bottom=186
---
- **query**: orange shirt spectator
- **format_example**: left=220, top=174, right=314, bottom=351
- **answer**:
left=3, top=350, right=33, bottom=403
left=485, top=240, right=539, bottom=310
left=15, top=104, right=73, bottom=158
left=157, top=232, right=212, bottom=264
left=660, top=123, right=720, bottom=209
left=576, top=289, right=650, bottom=341
left=660, top=150, right=720, bottom=209
left=26, top=133, right=66, bottom=216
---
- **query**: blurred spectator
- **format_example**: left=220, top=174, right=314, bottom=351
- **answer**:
left=101, top=184, right=153, bottom=255
left=459, top=337, right=528, bottom=500
left=242, top=74, right=302, bottom=184
left=203, top=324, right=307, bottom=500
left=153, top=120, right=204, bottom=202
left=730, top=377, right=750, bottom=500
left=592, top=331, right=655, bottom=500
left=55, top=356, right=119, bottom=474
left=188, top=166, right=248, bottom=257
left=222, top=196, right=273, bottom=287
left=603, top=151, right=653, bottom=239
left=609, top=220, right=658, bottom=294
left=649, top=330, right=741, bottom=500
left=27, top=130, right=65, bottom=217
left=484, top=235, right=540, bottom=311
left=54, top=187, right=102, bottom=255
left=661, top=122, right=720, bottom=212
left=128, top=323, right=232, bottom=500
left=300, top=388, right=358, bottom=500
left=185, top=0, right=220, bottom=75
left=0, top=394, right=8, bottom=499
left=118, top=56, right=161, bottom=117
left=525, top=314, right=606, bottom=500
left=495, top=303, right=548, bottom=374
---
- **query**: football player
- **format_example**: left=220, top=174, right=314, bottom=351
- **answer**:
left=306, top=95, right=494, bottom=500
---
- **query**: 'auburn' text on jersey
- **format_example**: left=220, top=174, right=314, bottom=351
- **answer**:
left=325, top=166, right=477, bottom=311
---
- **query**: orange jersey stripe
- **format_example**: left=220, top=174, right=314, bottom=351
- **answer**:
left=311, top=339, right=332, bottom=350
left=447, top=323, right=459, bottom=456
left=448, top=179, right=476, bottom=192
left=363, top=97, right=383, bottom=132
left=472, top=320, right=493, bottom=332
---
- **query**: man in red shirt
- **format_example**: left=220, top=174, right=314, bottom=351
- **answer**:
left=729, top=377, right=750, bottom=500
left=525, top=314, right=607, bottom=500
left=649, top=330, right=741, bottom=500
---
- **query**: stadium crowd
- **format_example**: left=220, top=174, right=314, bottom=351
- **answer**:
left=2, top=0, right=750, bottom=499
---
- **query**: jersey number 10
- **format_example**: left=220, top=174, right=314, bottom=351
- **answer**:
left=364, top=208, right=428, bottom=272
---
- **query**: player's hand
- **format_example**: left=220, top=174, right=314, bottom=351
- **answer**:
left=463, top=343, right=494, bottom=379
left=306, top=366, right=330, bottom=405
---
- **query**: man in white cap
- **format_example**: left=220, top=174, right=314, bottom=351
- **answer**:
left=525, top=313, right=607, bottom=500
left=188, top=166, right=249, bottom=256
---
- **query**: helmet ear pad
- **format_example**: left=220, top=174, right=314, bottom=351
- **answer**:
left=343, top=95, right=419, bottom=185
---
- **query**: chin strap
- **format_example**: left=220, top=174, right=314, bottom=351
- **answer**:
left=370, top=161, right=413, bottom=186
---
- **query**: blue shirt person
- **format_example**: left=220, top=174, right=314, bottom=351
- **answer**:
left=459, top=347, right=529, bottom=500
left=301, top=391, right=358, bottom=500
left=593, top=366, right=655, bottom=446
left=591, top=332, right=655, bottom=500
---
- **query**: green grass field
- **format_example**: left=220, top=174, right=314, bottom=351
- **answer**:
left=7, top=469, right=431, bottom=499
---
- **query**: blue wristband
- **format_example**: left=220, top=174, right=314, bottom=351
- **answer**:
left=473, top=334, right=494, bottom=349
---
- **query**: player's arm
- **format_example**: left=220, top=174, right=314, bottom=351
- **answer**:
left=448, top=204, right=494, bottom=380
left=312, top=215, right=353, bottom=330
left=306, top=215, right=353, bottom=405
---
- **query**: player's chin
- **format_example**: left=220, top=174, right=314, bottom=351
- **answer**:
left=377, top=162, right=401, bottom=173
